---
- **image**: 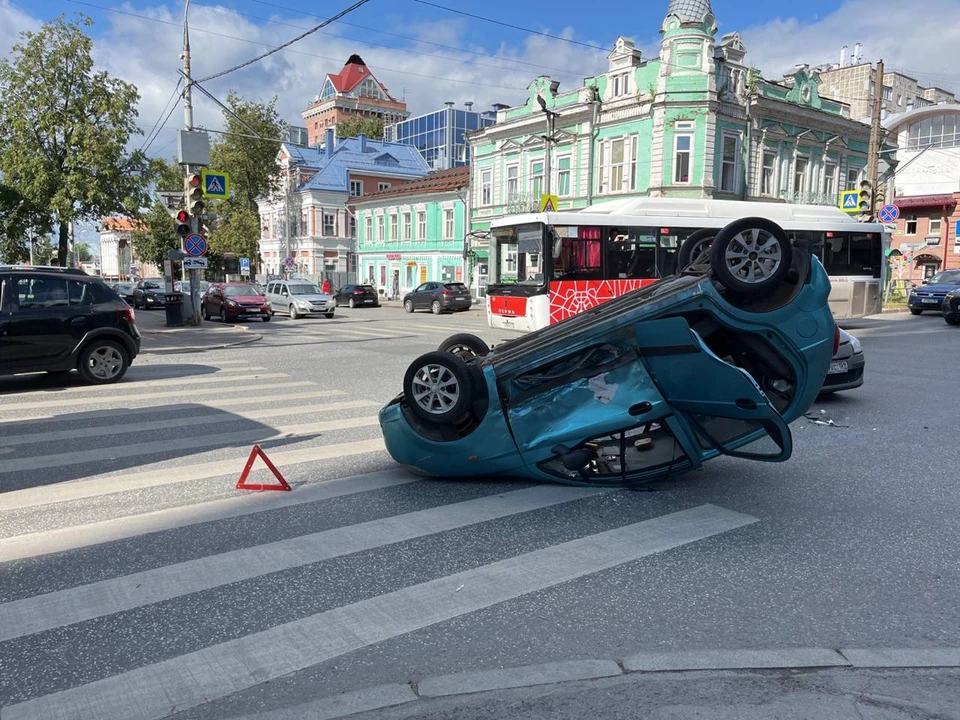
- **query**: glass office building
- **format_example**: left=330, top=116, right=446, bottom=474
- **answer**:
left=384, top=103, right=499, bottom=169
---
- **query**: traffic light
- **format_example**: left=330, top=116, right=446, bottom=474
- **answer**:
left=187, top=173, right=204, bottom=218
left=175, top=209, right=191, bottom=237
left=858, top=180, right=873, bottom=214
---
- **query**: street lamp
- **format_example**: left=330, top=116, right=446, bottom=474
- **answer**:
left=536, top=95, right=560, bottom=197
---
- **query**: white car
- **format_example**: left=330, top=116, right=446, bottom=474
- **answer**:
left=265, top=280, right=336, bottom=319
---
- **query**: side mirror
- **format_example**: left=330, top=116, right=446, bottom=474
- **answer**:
left=922, top=280, right=929, bottom=285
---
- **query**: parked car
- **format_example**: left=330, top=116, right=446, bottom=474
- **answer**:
left=380, top=217, right=836, bottom=486
left=820, top=329, right=864, bottom=393
left=403, top=282, right=472, bottom=314
left=111, top=282, right=135, bottom=305
left=942, top=288, right=960, bottom=325
left=0, top=265, right=141, bottom=384
left=174, top=280, right=210, bottom=295
left=908, top=269, right=960, bottom=314
left=335, top=284, right=380, bottom=309
left=132, top=278, right=168, bottom=310
left=265, top=279, right=335, bottom=319
left=201, top=283, right=271, bottom=322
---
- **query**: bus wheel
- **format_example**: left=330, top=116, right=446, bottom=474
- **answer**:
left=438, top=333, right=490, bottom=360
left=677, top=229, right=716, bottom=271
left=403, top=352, right=473, bottom=424
left=710, top=217, right=793, bottom=298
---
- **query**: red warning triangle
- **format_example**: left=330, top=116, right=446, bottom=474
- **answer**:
left=236, top=444, right=291, bottom=491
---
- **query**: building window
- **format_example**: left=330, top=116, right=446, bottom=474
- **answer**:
left=846, top=166, right=860, bottom=190
left=389, top=214, right=398, bottom=242
left=443, top=209, right=455, bottom=240
left=530, top=160, right=544, bottom=197
left=557, top=156, right=571, bottom=196
left=379, top=182, right=390, bottom=191
left=674, top=132, right=692, bottom=184
left=349, top=180, right=363, bottom=197
left=365, top=217, right=373, bottom=245
left=377, top=215, right=384, bottom=243
left=905, top=215, right=917, bottom=235
left=323, top=212, right=335, bottom=236
left=417, top=211, right=426, bottom=241
left=824, top=162, right=838, bottom=197
left=612, top=71, right=630, bottom=97
left=348, top=215, right=356, bottom=238
left=506, top=164, right=519, bottom=200
left=402, top=212, right=412, bottom=242
left=599, top=135, right=638, bottom=193
left=481, top=169, right=492, bottom=205
left=907, top=114, right=960, bottom=150
left=929, top=217, right=942, bottom=235
left=719, top=133, right=740, bottom=193
left=793, top=157, right=809, bottom=194
left=760, top=151, right=777, bottom=196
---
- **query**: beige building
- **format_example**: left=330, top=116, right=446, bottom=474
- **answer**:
left=813, top=45, right=956, bottom=121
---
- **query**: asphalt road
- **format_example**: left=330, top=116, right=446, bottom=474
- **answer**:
left=0, top=307, right=958, bottom=720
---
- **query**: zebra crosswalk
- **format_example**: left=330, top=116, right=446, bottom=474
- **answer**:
left=0, top=317, right=762, bottom=720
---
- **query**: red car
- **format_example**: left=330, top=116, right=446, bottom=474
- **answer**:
left=201, top=283, right=271, bottom=322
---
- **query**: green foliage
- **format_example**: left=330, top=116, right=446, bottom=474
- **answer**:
left=0, top=13, right=152, bottom=266
left=151, top=157, right=185, bottom=193
left=0, top=183, right=50, bottom=263
left=209, top=199, right=259, bottom=261
left=74, top=242, right=93, bottom=263
left=131, top=201, right=179, bottom=269
left=336, top=115, right=384, bottom=140
left=31, top=236, right=57, bottom=265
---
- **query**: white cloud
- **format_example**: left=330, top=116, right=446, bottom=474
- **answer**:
left=0, top=0, right=40, bottom=60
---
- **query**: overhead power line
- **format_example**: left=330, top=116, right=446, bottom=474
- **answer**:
left=139, top=76, right=183, bottom=153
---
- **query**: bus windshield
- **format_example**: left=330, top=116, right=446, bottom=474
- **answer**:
left=493, top=223, right=544, bottom=285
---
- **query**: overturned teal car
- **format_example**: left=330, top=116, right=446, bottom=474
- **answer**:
left=380, top=217, right=838, bottom=487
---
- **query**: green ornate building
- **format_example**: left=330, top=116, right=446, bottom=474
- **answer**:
left=466, top=0, right=893, bottom=291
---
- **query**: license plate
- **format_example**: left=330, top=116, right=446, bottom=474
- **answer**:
left=828, top=360, right=848, bottom=374
left=364, top=299, right=374, bottom=304
left=922, top=298, right=938, bottom=304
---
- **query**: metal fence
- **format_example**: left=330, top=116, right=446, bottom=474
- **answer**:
left=258, top=271, right=359, bottom=292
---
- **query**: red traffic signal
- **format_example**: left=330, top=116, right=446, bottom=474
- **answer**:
left=175, top=209, right=191, bottom=237
left=188, top=174, right=202, bottom=188
left=176, top=210, right=189, bottom=223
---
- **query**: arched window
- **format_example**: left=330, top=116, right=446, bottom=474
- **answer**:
left=906, top=113, right=960, bottom=150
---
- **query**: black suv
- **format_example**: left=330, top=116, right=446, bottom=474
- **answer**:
left=0, top=266, right=142, bottom=384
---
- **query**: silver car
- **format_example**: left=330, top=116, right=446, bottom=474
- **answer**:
left=265, top=280, right=336, bottom=319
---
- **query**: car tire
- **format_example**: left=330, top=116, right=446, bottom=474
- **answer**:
left=910, top=309, right=923, bottom=316
left=945, top=316, right=960, bottom=325
left=403, top=351, right=473, bottom=424
left=438, top=333, right=490, bottom=360
left=677, top=228, right=717, bottom=270
left=404, top=299, right=414, bottom=313
left=221, top=308, right=231, bottom=323
left=349, top=298, right=356, bottom=309
left=290, top=304, right=299, bottom=320
left=432, top=300, right=442, bottom=315
left=78, top=339, right=129, bottom=385
left=710, top=217, right=793, bottom=298
left=262, top=315, right=271, bottom=322
left=325, top=312, right=335, bottom=319
left=202, top=304, right=210, bottom=321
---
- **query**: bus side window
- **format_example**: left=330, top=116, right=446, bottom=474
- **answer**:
left=606, top=228, right=656, bottom=280
left=553, top=236, right=601, bottom=281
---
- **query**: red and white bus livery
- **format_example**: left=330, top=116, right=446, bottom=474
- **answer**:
left=485, top=197, right=888, bottom=332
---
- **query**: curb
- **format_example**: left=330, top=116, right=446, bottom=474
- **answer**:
left=881, top=307, right=909, bottom=314
left=240, top=647, right=960, bottom=719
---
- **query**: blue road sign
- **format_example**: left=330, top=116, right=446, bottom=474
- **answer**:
left=201, top=170, right=230, bottom=199
left=840, top=190, right=859, bottom=213
left=240, top=257, right=250, bottom=275
left=878, top=204, right=900, bottom=223
left=184, top=233, right=207, bottom=257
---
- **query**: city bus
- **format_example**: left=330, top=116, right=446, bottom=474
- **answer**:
left=485, top=197, right=887, bottom=332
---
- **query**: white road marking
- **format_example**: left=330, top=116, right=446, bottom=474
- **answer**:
left=0, top=469, right=416, bottom=561
left=0, top=504, right=757, bottom=720
left=0, top=437, right=386, bottom=511
left=0, top=485, right=608, bottom=641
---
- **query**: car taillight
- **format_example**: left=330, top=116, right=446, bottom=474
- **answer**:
left=122, top=307, right=136, bottom=324
left=441, top=290, right=452, bottom=296
left=833, top=324, right=840, bottom=355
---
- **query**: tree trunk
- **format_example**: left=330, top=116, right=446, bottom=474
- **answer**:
left=57, top=221, right=69, bottom=267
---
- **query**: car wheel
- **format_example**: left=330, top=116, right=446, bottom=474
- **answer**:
left=221, top=308, right=231, bottom=323
left=404, top=299, right=414, bottom=313
left=325, top=312, right=335, bottom=319
left=202, top=304, right=210, bottom=321
left=677, top=228, right=717, bottom=270
left=403, top=351, right=473, bottom=424
left=431, top=300, right=442, bottom=315
left=262, top=315, right=271, bottom=322
left=910, top=309, right=923, bottom=316
left=438, top=333, right=490, bottom=360
left=349, top=298, right=356, bottom=309
left=945, top=316, right=960, bottom=325
left=78, top=340, right=129, bottom=385
left=709, top=217, right=793, bottom=298
left=290, top=304, right=299, bottom=320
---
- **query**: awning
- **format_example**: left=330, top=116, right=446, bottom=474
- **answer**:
left=892, top=194, right=956, bottom=209
left=914, top=253, right=942, bottom=264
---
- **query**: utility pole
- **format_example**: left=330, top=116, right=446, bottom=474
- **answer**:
left=536, top=96, right=559, bottom=200
left=866, top=59, right=885, bottom=219
left=181, top=0, right=201, bottom=325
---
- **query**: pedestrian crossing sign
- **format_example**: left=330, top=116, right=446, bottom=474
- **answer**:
left=840, top=190, right=859, bottom=214
left=540, top=194, right=559, bottom=213
left=201, top=169, right=230, bottom=199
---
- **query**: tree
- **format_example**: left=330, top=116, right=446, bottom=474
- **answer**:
left=0, top=13, right=152, bottom=267
left=31, top=236, right=57, bottom=265
left=209, top=199, right=259, bottom=261
left=131, top=202, right=179, bottom=269
left=336, top=115, right=384, bottom=140
left=0, top=183, right=49, bottom=263
left=151, top=157, right=186, bottom=193
left=74, top=242, right=93, bottom=263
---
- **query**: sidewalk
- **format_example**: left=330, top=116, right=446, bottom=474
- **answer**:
left=135, top=308, right=263, bottom=354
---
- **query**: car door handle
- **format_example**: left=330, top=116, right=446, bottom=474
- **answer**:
left=71, top=316, right=89, bottom=326
left=735, top=398, right=758, bottom=410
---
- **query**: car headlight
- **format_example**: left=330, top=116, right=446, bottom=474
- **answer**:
left=297, top=300, right=311, bottom=308
left=848, top=335, right=862, bottom=354
left=226, top=300, right=237, bottom=307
